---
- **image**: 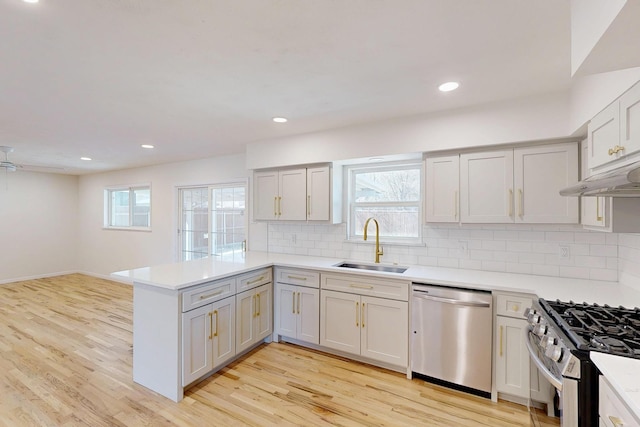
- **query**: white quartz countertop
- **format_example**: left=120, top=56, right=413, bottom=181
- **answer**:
left=112, top=251, right=640, bottom=307
left=112, top=251, right=640, bottom=419
left=591, top=352, right=640, bottom=423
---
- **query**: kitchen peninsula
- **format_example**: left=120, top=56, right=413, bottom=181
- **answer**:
left=114, top=251, right=640, bottom=421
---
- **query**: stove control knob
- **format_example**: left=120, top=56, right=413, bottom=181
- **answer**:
left=528, top=313, right=541, bottom=324
left=533, top=323, right=547, bottom=337
left=541, top=336, right=556, bottom=349
left=545, top=345, right=563, bottom=362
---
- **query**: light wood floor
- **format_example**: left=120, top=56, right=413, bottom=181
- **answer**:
left=0, top=274, right=559, bottom=426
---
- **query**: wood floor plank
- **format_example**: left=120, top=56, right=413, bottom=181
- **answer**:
left=0, top=274, right=558, bottom=426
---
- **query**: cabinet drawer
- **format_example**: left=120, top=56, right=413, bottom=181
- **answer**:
left=495, top=293, right=533, bottom=318
left=236, top=268, right=272, bottom=292
left=275, top=268, right=320, bottom=288
left=599, top=376, right=640, bottom=427
left=182, top=278, right=236, bottom=312
left=321, top=273, right=409, bottom=301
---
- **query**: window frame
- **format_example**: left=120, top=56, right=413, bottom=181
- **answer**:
left=104, top=184, right=152, bottom=231
left=347, top=160, right=423, bottom=244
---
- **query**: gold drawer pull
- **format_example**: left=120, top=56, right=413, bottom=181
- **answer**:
left=349, top=284, right=374, bottom=290
left=208, top=312, right=213, bottom=340
left=213, top=310, right=219, bottom=337
left=297, top=292, right=300, bottom=314
left=596, top=197, right=603, bottom=222
left=246, top=276, right=265, bottom=285
left=499, top=325, right=503, bottom=357
left=287, top=275, right=307, bottom=281
left=608, top=415, right=624, bottom=427
left=608, top=145, right=626, bottom=156
left=199, top=289, right=224, bottom=300
left=361, top=303, right=365, bottom=328
left=355, top=302, right=359, bottom=326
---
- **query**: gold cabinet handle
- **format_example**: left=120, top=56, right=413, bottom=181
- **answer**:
left=213, top=310, right=218, bottom=337
left=518, top=189, right=523, bottom=218
left=307, top=195, right=311, bottom=216
left=608, top=415, right=624, bottom=427
left=499, top=325, right=503, bottom=357
left=208, top=312, right=213, bottom=340
left=246, top=276, right=265, bottom=285
left=355, top=302, right=359, bottom=327
left=297, top=292, right=300, bottom=314
left=361, top=303, right=365, bottom=328
left=256, top=293, right=261, bottom=317
left=596, top=197, right=603, bottom=222
left=287, top=275, right=307, bottom=281
left=608, top=145, right=626, bottom=156
left=278, top=196, right=282, bottom=216
left=349, top=284, right=374, bottom=290
left=454, top=190, right=458, bottom=219
left=199, top=289, right=224, bottom=300
left=273, top=196, right=278, bottom=216
left=252, top=295, right=257, bottom=318
left=508, top=189, right=513, bottom=217
left=292, top=291, right=296, bottom=314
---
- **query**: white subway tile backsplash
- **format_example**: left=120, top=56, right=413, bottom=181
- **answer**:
left=266, top=223, right=621, bottom=282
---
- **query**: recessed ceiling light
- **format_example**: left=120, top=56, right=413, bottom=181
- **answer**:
left=80, top=157, right=92, bottom=161
left=141, top=144, right=155, bottom=149
left=23, top=0, right=39, bottom=3
left=438, top=81, right=460, bottom=92
left=369, top=157, right=384, bottom=162
left=272, top=117, right=288, bottom=123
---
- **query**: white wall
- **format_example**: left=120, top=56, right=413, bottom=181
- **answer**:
left=618, top=233, right=640, bottom=291
left=246, top=91, right=572, bottom=169
left=77, top=154, right=257, bottom=277
left=0, top=171, right=78, bottom=283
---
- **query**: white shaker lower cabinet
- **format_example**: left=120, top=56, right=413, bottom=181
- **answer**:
left=182, top=296, right=235, bottom=386
left=494, top=293, right=553, bottom=413
left=599, top=376, right=640, bottom=427
left=236, top=283, right=272, bottom=354
left=320, top=273, right=409, bottom=369
left=274, top=268, right=320, bottom=344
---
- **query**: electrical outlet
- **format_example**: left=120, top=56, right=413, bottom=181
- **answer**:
left=559, top=245, right=570, bottom=258
left=291, top=233, right=297, bottom=244
left=459, top=240, right=469, bottom=258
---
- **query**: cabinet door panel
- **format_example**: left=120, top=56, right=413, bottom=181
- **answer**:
left=495, top=316, right=529, bottom=398
left=514, top=143, right=578, bottom=224
left=426, top=155, right=459, bottom=223
left=275, top=283, right=297, bottom=339
left=182, top=304, right=213, bottom=386
left=307, top=166, right=330, bottom=221
left=460, top=151, right=513, bottom=223
left=320, top=290, right=360, bottom=355
left=620, top=81, right=640, bottom=159
left=235, top=290, right=256, bottom=354
left=588, top=102, right=620, bottom=171
left=298, top=287, right=320, bottom=344
left=254, top=171, right=279, bottom=220
left=279, top=169, right=307, bottom=220
left=360, top=296, right=408, bottom=366
left=212, top=297, right=236, bottom=368
left=255, top=284, right=272, bottom=341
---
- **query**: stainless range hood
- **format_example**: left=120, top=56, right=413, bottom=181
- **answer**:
left=560, top=162, right=640, bottom=197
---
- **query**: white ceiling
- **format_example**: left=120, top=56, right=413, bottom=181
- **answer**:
left=1, top=0, right=572, bottom=174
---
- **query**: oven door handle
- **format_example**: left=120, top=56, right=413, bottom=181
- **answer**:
left=525, top=331, right=563, bottom=391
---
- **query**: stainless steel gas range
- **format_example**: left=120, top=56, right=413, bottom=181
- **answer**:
left=525, top=299, right=640, bottom=427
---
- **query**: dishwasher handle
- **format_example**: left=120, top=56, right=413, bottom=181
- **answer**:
left=412, top=292, right=491, bottom=308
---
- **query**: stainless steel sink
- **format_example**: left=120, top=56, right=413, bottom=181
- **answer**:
left=334, top=262, right=408, bottom=274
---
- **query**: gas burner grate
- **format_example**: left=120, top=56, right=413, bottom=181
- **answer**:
left=540, top=299, right=640, bottom=359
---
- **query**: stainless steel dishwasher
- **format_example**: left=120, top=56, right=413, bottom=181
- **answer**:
left=411, top=283, right=492, bottom=397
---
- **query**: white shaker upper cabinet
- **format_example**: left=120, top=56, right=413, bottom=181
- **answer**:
left=306, top=166, right=331, bottom=221
left=460, top=150, right=514, bottom=223
left=253, top=168, right=307, bottom=221
left=425, top=155, right=459, bottom=223
left=513, top=143, right=579, bottom=224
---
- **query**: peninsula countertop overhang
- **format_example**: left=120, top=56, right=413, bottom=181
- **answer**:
left=111, top=251, right=640, bottom=308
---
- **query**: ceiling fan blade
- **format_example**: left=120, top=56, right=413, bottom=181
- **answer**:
left=17, top=163, right=67, bottom=172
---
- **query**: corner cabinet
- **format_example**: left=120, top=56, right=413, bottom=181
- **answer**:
left=459, top=143, right=578, bottom=224
left=319, top=273, right=409, bottom=369
left=274, top=268, right=320, bottom=344
left=253, top=165, right=340, bottom=222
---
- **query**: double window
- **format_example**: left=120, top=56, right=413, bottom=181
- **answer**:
left=104, top=185, right=151, bottom=229
left=348, top=162, right=422, bottom=243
